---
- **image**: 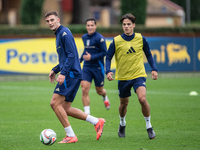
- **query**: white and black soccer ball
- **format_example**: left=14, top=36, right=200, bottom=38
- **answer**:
left=40, top=129, right=57, bottom=145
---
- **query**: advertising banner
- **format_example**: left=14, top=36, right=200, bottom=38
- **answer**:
left=0, top=38, right=83, bottom=74
left=0, top=37, right=199, bottom=74
left=145, top=37, right=200, bottom=72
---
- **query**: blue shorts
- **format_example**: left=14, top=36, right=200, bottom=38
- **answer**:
left=118, top=77, right=146, bottom=98
left=82, top=66, right=104, bottom=87
left=53, top=77, right=81, bottom=102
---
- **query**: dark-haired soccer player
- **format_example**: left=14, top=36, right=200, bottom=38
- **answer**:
left=80, top=18, right=110, bottom=115
left=106, top=13, right=158, bottom=139
left=45, top=11, right=105, bottom=143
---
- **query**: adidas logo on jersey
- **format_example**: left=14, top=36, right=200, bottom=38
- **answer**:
left=100, top=81, right=104, bottom=85
left=62, top=32, right=67, bottom=36
left=127, top=46, right=136, bottom=54
left=100, top=38, right=104, bottom=42
left=55, top=88, right=60, bottom=92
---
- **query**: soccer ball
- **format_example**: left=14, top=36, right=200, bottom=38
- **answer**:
left=40, top=129, right=57, bottom=145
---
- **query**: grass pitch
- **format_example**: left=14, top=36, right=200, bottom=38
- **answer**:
left=0, top=72, right=200, bottom=150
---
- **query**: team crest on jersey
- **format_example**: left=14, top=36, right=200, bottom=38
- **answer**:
left=127, top=46, right=136, bottom=54
left=86, top=40, right=90, bottom=46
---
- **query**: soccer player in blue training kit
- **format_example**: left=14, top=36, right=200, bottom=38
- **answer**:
left=106, top=13, right=158, bottom=139
left=45, top=11, right=105, bottom=143
left=79, top=18, right=110, bottom=115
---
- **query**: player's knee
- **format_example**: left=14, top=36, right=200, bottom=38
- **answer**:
left=50, top=98, right=57, bottom=110
left=96, top=88, right=105, bottom=95
left=50, top=102, right=54, bottom=110
left=82, top=86, right=89, bottom=94
left=119, top=103, right=128, bottom=112
left=139, top=97, right=147, bottom=105
left=50, top=102, right=55, bottom=110
left=96, top=90, right=103, bottom=95
left=120, top=101, right=128, bottom=108
left=121, top=104, right=127, bottom=109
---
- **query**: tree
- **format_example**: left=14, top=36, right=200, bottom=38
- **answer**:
left=121, top=0, right=147, bottom=24
left=20, top=0, right=44, bottom=24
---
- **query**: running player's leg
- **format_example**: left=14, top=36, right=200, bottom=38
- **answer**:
left=56, top=78, right=105, bottom=143
left=118, top=97, right=129, bottom=137
left=117, top=80, right=132, bottom=137
left=50, top=93, right=70, bottom=128
left=81, top=67, right=92, bottom=114
left=135, top=77, right=156, bottom=139
left=95, top=86, right=110, bottom=110
left=63, top=101, right=105, bottom=140
left=81, top=80, right=92, bottom=114
left=93, top=68, right=110, bottom=109
left=136, top=86, right=150, bottom=117
left=51, top=77, right=79, bottom=143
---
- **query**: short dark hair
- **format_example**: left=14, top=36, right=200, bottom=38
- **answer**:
left=120, top=13, right=136, bottom=23
left=85, top=18, right=96, bottom=25
left=44, top=11, right=58, bottom=18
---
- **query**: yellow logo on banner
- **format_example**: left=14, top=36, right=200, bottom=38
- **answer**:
left=0, top=38, right=113, bottom=74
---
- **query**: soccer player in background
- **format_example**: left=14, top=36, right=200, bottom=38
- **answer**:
left=79, top=18, right=110, bottom=115
left=45, top=11, right=105, bottom=143
left=106, top=13, right=158, bottom=139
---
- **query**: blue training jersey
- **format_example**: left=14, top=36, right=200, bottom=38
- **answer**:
left=52, top=25, right=82, bottom=79
left=106, top=33, right=157, bottom=77
left=80, top=31, right=107, bottom=68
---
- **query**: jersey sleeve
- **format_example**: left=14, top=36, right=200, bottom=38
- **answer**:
left=143, top=36, right=158, bottom=72
left=52, top=64, right=60, bottom=74
left=60, top=33, right=76, bottom=75
left=106, top=39, right=115, bottom=74
left=79, top=36, right=85, bottom=63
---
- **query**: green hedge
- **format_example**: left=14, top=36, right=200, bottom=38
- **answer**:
left=20, top=0, right=44, bottom=25
left=0, top=24, right=200, bottom=37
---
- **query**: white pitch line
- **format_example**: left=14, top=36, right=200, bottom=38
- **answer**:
left=80, top=89, right=195, bottom=96
left=0, top=85, right=52, bottom=91
left=0, top=85, right=198, bottom=96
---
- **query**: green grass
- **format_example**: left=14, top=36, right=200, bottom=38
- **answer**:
left=0, top=73, right=200, bottom=150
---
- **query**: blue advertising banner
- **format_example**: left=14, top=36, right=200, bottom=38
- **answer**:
left=145, top=37, right=200, bottom=72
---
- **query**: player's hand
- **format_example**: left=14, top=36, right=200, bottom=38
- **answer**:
left=56, top=74, right=65, bottom=85
left=48, top=70, right=56, bottom=84
left=83, top=51, right=91, bottom=61
left=107, top=72, right=114, bottom=81
left=151, top=71, right=158, bottom=80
